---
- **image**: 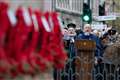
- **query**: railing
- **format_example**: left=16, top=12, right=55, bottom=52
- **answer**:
left=54, top=40, right=120, bottom=80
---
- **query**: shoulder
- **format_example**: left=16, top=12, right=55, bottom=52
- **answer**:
left=76, top=33, right=84, bottom=39
left=90, top=34, right=100, bottom=41
left=78, top=33, right=84, bottom=37
left=90, top=34, right=97, bottom=38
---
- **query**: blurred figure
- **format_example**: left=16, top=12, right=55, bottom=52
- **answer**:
left=62, top=22, right=77, bottom=49
left=66, top=22, right=77, bottom=58
left=76, top=24, right=104, bottom=80
left=62, top=22, right=77, bottom=43
left=75, top=27, right=83, bottom=36
left=103, top=28, right=119, bottom=45
left=101, top=29, right=106, bottom=37
left=67, top=23, right=76, bottom=43
left=93, top=30, right=101, bottom=38
left=76, top=24, right=103, bottom=62
left=63, top=23, right=76, bottom=80
left=62, top=28, right=69, bottom=40
left=107, top=29, right=118, bottom=43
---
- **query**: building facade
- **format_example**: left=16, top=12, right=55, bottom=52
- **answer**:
left=3, top=0, right=53, bottom=12
left=4, top=0, right=101, bottom=29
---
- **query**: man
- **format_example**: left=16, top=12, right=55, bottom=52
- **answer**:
left=105, top=28, right=118, bottom=44
left=67, top=23, right=77, bottom=43
left=76, top=24, right=103, bottom=59
left=76, top=24, right=104, bottom=80
left=61, top=23, right=77, bottom=80
left=62, top=23, right=77, bottom=48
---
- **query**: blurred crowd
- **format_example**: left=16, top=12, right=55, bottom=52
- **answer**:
left=60, top=22, right=120, bottom=80
left=62, top=22, right=120, bottom=59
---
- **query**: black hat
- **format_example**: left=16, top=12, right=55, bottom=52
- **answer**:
left=67, top=23, right=76, bottom=28
left=64, top=27, right=68, bottom=30
left=108, top=29, right=116, bottom=35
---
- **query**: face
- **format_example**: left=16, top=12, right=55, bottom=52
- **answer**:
left=84, top=26, right=92, bottom=33
left=83, top=24, right=92, bottom=36
left=68, top=27, right=75, bottom=34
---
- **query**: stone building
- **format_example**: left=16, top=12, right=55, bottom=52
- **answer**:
left=5, top=0, right=115, bottom=30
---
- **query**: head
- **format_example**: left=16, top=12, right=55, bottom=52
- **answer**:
left=108, top=29, right=117, bottom=36
left=62, top=28, right=68, bottom=35
left=76, top=29, right=83, bottom=36
left=67, top=23, right=76, bottom=36
left=83, top=24, right=92, bottom=36
left=68, top=27, right=76, bottom=36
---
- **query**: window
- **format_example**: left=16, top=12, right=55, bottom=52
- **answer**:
left=55, top=0, right=83, bottom=15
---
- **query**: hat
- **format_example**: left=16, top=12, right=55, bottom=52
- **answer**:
left=64, top=27, right=68, bottom=30
left=67, top=23, right=76, bottom=28
left=108, top=29, right=116, bottom=35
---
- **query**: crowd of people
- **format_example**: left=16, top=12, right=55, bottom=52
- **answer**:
left=62, top=23, right=120, bottom=61
left=61, top=22, right=120, bottom=80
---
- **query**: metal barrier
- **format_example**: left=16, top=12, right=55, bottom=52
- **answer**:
left=54, top=40, right=120, bottom=80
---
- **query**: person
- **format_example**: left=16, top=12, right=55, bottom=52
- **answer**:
left=92, top=29, right=102, bottom=38
left=62, top=23, right=77, bottom=49
left=76, top=24, right=103, bottom=59
left=103, top=28, right=119, bottom=45
left=67, top=23, right=77, bottom=43
left=61, top=23, right=77, bottom=80
left=76, top=24, right=104, bottom=80
left=75, top=28, right=83, bottom=36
